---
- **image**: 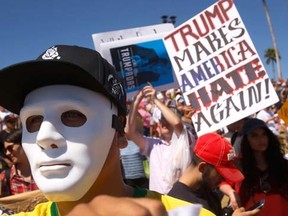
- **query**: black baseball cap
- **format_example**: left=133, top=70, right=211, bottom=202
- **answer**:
left=0, top=45, right=127, bottom=118
left=241, top=118, right=268, bottom=135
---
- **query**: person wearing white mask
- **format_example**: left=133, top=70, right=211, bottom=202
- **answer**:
left=0, top=45, right=195, bottom=216
left=0, top=45, right=260, bottom=216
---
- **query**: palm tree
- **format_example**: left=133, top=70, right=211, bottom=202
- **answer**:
left=262, top=0, right=282, bottom=80
left=264, top=48, right=281, bottom=79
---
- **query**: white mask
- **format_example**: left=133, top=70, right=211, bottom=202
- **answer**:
left=20, top=85, right=117, bottom=201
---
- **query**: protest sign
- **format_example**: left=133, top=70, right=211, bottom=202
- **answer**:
left=92, top=23, right=174, bottom=52
left=163, top=0, right=279, bottom=136
left=92, top=24, right=178, bottom=98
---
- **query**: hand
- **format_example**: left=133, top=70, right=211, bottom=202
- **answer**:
left=218, top=183, right=241, bottom=210
left=67, top=195, right=168, bottom=216
left=232, top=207, right=260, bottom=216
left=135, top=88, right=145, bottom=103
left=142, top=85, right=157, bottom=100
left=183, top=105, right=196, bottom=118
left=228, top=190, right=241, bottom=210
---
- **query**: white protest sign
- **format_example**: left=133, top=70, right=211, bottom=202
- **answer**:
left=92, top=24, right=178, bottom=99
left=163, top=0, right=279, bottom=136
left=92, top=23, right=174, bottom=51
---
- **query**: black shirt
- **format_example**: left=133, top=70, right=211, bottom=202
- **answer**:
left=168, top=181, right=222, bottom=215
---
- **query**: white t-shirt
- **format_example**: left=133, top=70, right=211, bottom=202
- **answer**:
left=142, top=129, right=194, bottom=194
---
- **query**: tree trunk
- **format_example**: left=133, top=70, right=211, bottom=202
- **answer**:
left=262, top=0, right=282, bottom=80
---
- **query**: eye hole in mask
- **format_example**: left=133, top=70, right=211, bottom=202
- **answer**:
left=26, top=110, right=87, bottom=133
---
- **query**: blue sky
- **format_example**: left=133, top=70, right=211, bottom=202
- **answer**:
left=1, top=0, right=287, bottom=80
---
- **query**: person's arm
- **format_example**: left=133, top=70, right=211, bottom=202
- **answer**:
left=219, top=182, right=240, bottom=210
left=125, top=89, right=147, bottom=151
left=142, top=85, right=183, bottom=137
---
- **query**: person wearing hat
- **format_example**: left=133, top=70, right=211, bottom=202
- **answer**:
left=0, top=45, right=208, bottom=215
left=237, top=118, right=288, bottom=216
left=167, top=133, right=260, bottom=216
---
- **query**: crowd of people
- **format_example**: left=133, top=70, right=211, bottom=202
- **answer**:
left=0, top=45, right=286, bottom=216
left=122, top=79, right=288, bottom=216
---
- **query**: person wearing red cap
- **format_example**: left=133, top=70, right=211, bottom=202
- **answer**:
left=167, top=133, right=260, bottom=216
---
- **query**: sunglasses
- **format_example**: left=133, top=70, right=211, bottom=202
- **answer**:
left=260, top=180, right=271, bottom=193
left=259, top=173, right=271, bottom=193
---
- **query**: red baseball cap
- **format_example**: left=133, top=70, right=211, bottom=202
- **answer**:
left=194, top=133, right=244, bottom=183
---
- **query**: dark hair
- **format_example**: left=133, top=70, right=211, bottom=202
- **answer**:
left=4, top=129, right=22, bottom=144
left=191, top=153, right=214, bottom=168
left=240, top=127, right=288, bottom=204
left=191, top=153, right=203, bottom=166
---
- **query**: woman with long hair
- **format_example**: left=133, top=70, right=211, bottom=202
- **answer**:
left=238, top=118, right=288, bottom=215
